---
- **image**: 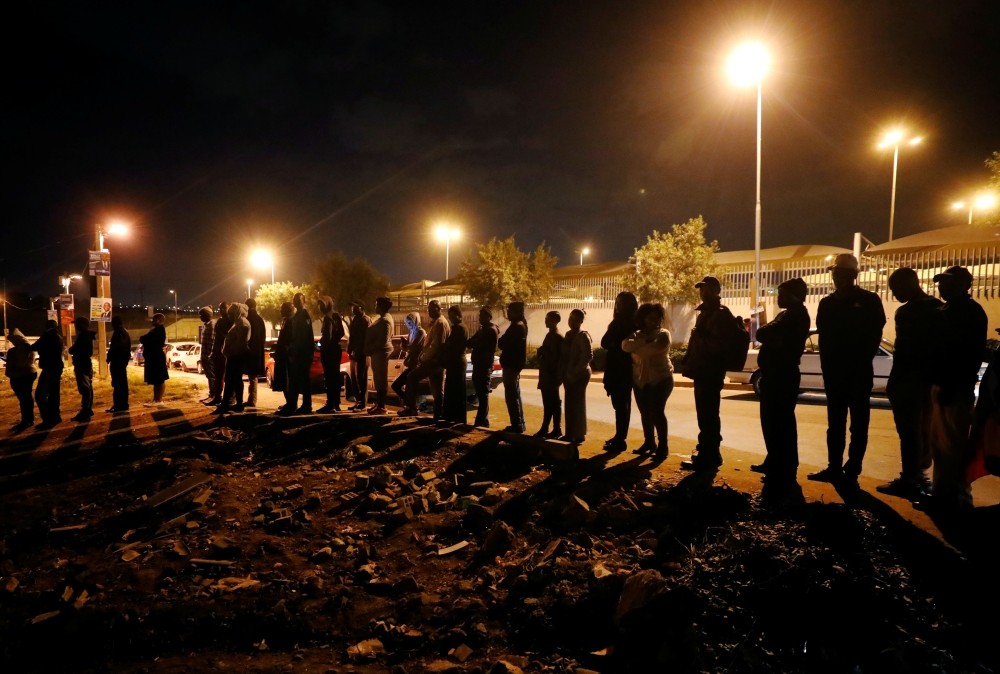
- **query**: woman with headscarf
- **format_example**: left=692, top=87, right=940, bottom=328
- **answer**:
left=442, top=305, right=469, bottom=423
left=392, top=313, right=426, bottom=403
left=560, top=308, right=593, bottom=444
left=140, top=313, right=169, bottom=407
left=316, top=296, right=346, bottom=413
left=601, top=291, right=638, bottom=451
left=271, top=302, right=294, bottom=412
left=623, top=303, right=674, bottom=457
left=5, top=329, right=37, bottom=431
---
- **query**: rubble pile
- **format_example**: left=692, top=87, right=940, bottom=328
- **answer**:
left=0, top=415, right=986, bottom=672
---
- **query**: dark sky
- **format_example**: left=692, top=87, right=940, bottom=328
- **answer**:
left=5, top=0, right=1000, bottom=307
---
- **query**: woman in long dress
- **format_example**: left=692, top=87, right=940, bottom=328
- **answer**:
left=560, top=309, right=593, bottom=444
left=442, top=305, right=469, bottom=423
left=140, top=313, right=169, bottom=407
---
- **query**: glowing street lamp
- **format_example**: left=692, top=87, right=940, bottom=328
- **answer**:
left=434, top=225, right=461, bottom=279
left=877, top=130, right=923, bottom=241
left=251, top=250, right=274, bottom=284
left=953, top=194, right=998, bottom=224
left=578, top=247, right=590, bottom=266
left=726, top=41, right=770, bottom=320
left=59, top=274, right=83, bottom=293
left=169, top=290, right=179, bottom=340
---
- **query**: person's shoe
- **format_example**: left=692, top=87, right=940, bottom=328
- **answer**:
left=503, top=425, right=526, bottom=434
left=604, top=436, right=622, bottom=447
left=806, top=467, right=844, bottom=483
left=212, top=406, right=231, bottom=415
left=680, top=454, right=722, bottom=471
left=106, top=406, right=116, bottom=413
left=11, top=422, right=31, bottom=432
left=654, top=446, right=669, bottom=459
left=631, top=442, right=655, bottom=455
left=113, top=407, right=130, bottom=414
left=203, top=398, right=222, bottom=406
left=397, top=408, right=418, bottom=417
left=750, top=463, right=769, bottom=474
left=233, top=404, right=245, bottom=413
left=316, top=404, right=335, bottom=414
left=71, top=412, right=92, bottom=422
left=474, top=421, right=490, bottom=428
left=36, top=420, right=58, bottom=430
left=274, top=406, right=294, bottom=416
left=876, top=478, right=925, bottom=499
left=296, top=407, right=313, bottom=415
left=533, top=428, right=549, bottom=438
left=546, top=429, right=562, bottom=439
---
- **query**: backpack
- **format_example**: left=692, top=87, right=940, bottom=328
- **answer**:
left=724, top=314, right=751, bottom=372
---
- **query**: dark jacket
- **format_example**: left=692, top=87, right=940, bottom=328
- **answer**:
left=559, top=328, right=593, bottom=385
left=890, top=294, right=943, bottom=380
left=212, top=314, right=233, bottom=358
left=223, top=303, right=251, bottom=359
left=140, top=324, right=169, bottom=384
left=601, top=318, right=635, bottom=392
left=683, top=298, right=737, bottom=379
left=537, top=330, right=564, bottom=390
left=289, top=307, right=314, bottom=360
left=32, top=328, right=65, bottom=370
left=467, top=323, right=499, bottom=372
left=816, top=285, right=886, bottom=377
left=756, top=304, right=811, bottom=375
left=272, top=317, right=292, bottom=392
left=200, top=319, right=216, bottom=353
left=498, top=321, right=527, bottom=371
left=321, top=313, right=346, bottom=355
left=108, top=326, right=132, bottom=366
left=442, top=322, right=469, bottom=370
left=246, top=307, right=267, bottom=376
left=931, top=295, right=988, bottom=396
left=348, top=313, right=372, bottom=360
left=69, top=329, right=97, bottom=368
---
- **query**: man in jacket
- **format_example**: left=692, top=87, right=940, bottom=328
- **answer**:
left=6, top=329, right=37, bottom=431
left=877, top=268, right=942, bottom=499
left=245, top=298, right=267, bottom=408
left=751, top=278, right=811, bottom=490
left=68, top=316, right=97, bottom=422
left=32, top=319, right=65, bottom=428
left=365, top=297, right=394, bottom=414
left=107, top=315, right=132, bottom=413
left=401, top=300, right=450, bottom=418
left=809, top=254, right=886, bottom=483
left=281, top=292, right=314, bottom=415
left=198, top=306, right=217, bottom=403
left=316, top=296, right=346, bottom=414
left=216, top=303, right=251, bottom=413
left=498, top=301, right=528, bottom=433
left=467, top=307, right=500, bottom=427
left=392, top=313, right=426, bottom=404
left=681, top=276, right=737, bottom=470
left=207, top=301, right=232, bottom=406
left=348, top=300, right=372, bottom=411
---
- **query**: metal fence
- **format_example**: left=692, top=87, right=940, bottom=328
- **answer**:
left=859, top=248, right=1000, bottom=300
left=719, top=259, right=836, bottom=300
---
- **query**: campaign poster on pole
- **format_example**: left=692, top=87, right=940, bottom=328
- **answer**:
left=90, top=297, right=113, bottom=322
left=57, top=294, right=74, bottom=325
left=88, top=250, right=110, bottom=276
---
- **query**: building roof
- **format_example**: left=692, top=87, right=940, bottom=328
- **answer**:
left=714, top=244, right=853, bottom=266
left=865, top=225, right=1000, bottom=255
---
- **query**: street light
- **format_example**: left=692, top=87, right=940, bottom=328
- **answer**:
left=247, top=279, right=254, bottom=301
left=59, top=274, right=83, bottom=293
left=578, top=247, right=590, bottom=266
left=94, top=221, right=128, bottom=378
left=954, top=194, right=999, bottom=224
left=877, top=130, right=923, bottom=241
left=251, top=250, right=274, bottom=284
left=169, top=290, right=178, bottom=340
left=726, top=40, right=770, bottom=320
left=434, top=225, right=461, bottom=279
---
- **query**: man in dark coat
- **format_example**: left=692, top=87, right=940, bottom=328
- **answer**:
left=207, top=301, right=232, bottom=406
left=809, top=254, right=886, bottom=483
left=467, top=307, right=499, bottom=427
left=107, top=315, right=132, bottom=413
left=751, top=278, right=811, bottom=490
left=601, top=292, right=638, bottom=451
left=69, top=316, right=97, bottom=422
left=272, top=302, right=295, bottom=411
left=498, top=301, right=528, bottom=432
left=281, top=292, right=314, bottom=415
left=348, top=300, right=372, bottom=411
left=316, top=296, right=346, bottom=413
left=245, top=298, right=267, bottom=408
left=198, top=306, right=217, bottom=403
left=681, top=276, right=738, bottom=470
left=32, top=319, right=65, bottom=428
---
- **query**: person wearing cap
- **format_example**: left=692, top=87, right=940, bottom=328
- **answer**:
left=498, top=301, right=529, bottom=432
left=750, top=277, right=811, bottom=490
left=876, top=268, right=942, bottom=499
left=400, top=299, right=450, bottom=418
left=198, top=306, right=217, bottom=403
left=560, top=308, right=593, bottom=444
left=245, top=298, right=267, bottom=408
left=681, top=275, right=738, bottom=470
left=365, top=297, right=394, bottom=414
left=68, top=316, right=97, bottom=422
left=919, top=265, right=987, bottom=510
left=441, top=305, right=469, bottom=423
left=106, top=315, right=132, bottom=413
left=32, top=320, right=65, bottom=428
left=808, top=253, right=886, bottom=484
left=316, top=296, right=346, bottom=414
left=347, top=300, right=373, bottom=411
left=207, top=301, right=232, bottom=406
left=466, top=307, right=499, bottom=427
left=5, top=328, right=38, bottom=431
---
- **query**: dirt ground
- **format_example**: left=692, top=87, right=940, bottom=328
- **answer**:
left=1, top=370, right=999, bottom=673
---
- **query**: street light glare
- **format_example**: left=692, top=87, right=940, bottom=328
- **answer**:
left=881, top=130, right=904, bottom=146
left=582, top=248, right=590, bottom=255
left=908, top=137, right=923, bottom=145
left=251, top=250, right=273, bottom=269
left=107, top=222, right=128, bottom=236
left=247, top=279, right=254, bottom=285
left=976, top=195, right=997, bottom=209
left=726, top=42, right=770, bottom=87
left=952, top=201, right=965, bottom=209
left=435, top=225, right=460, bottom=241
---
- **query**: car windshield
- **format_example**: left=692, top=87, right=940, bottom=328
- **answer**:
left=175, top=344, right=195, bottom=352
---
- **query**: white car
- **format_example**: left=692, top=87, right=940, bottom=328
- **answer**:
left=168, top=342, right=200, bottom=371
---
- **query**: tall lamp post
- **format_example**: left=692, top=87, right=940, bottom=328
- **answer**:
left=247, top=279, right=254, bottom=301
left=251, top=250, right=274, bottom=284
left=877, top=131, right=923, bottom=241
left=169, top=290, right=179, bottom=340
left=93, top=221, right=128, bottom=378
left=434, top=225, right=461, bottom=279
left=952, top=195, right=998, bottom=224
left=727, top=41, right=771, bottom=319
left=578, top=247, right=590, bottom=266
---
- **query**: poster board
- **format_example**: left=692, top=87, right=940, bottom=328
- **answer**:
left=88, top=250, right=110, bottom=276
left=57, top=294, right=74, bottom=326
left=90, top=297, right=112, bottom=322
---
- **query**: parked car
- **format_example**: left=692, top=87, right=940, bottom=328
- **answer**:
left=136, top=342, right=174, bottom=368
left=177, top=344, right=206, bottom=373
left=168, top=342, right=199, bottom=369
left=265, top=338, right=349, bottom=392
left=366, top=336, right=503, bottom=401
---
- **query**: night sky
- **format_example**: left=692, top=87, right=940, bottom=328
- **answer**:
left=5, top=0, right=1000, bottom=307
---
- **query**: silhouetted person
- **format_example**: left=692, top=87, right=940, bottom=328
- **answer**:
left=466, top=307, right=498, bottom=427
left=441, top=305, right=469, bottom=423
left=107, top=315, right=132, bottom=413
left=393, top=313, right=426, bottom=405
left=920, top=266, right=987, bottom=510
left=69, top=316, right=96, bottom=421
left=348, top=300, right=372, bottom=411
left=282, top=292, right=314, bottom=415
left=245, top=298, right=267, bottom=408
left=498, top=301, right=528, bottom=432
left=623, top=303, right=674, bottom=457
left=809, top=254, right=886, bottom=483
left=365, top=297, right=394, bottom=414
left=601, top=292, right=638, bottom=452
left=6, top=329, right=37, bottom=431
left=198, top=306, right=217, bottom=403
left=271, top=302, right=294, bottom=412
left=877, top=268, right=942, bottom=499
left=140, top=313, right=169, bottom=407
left=207, top=301, right=232, bottom=406
left=971, top=327, right=1000, bottom=464
left=560, top=308, right=593, bottom=444
left=401, top=299, right=449, bottom=418
left=750, top=278, right=811, bottom=489
left=681, top=276, right=737, bottom=470
left=216, top=303, right=250, bottom=414
left=316, top=296, right=346, bottom=413
left=32, top=319, right=64, bottom=428
left=535, top=310, right=564, bottom=438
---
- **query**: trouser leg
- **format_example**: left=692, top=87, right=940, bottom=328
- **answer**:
left=12, top=375, right=35, bottom=424
left=472, top=371, right=491, bottom=426
left=202, top=355, right=216, bottom=399
left=502, top=368, right=525, bottom=431
left=111, top=363, right=129, bottom=409
left=844, top=383, right=873, bottom=476
left=634, top=384, right=654, bottom=445
left=371, top=353, right=389, bottom=407
left=610, top=387, right=632, bottom=440
left=224, top=354, right=245, bottom=407
left=824, top=381, right=849, bottom=470
left=392, top=367, right=411, bottom=401
left=760, top=372, right=800, bottom=479
left=212, top=355, right=227, bottom=400
left=75, top=365, right=94, bottom=414
left=927, top=387, right=975, bottom=505
left=887, top=374, right=930, bottom=485
left=653, top=377, right=673, bottom=449
left=298, top=359, right=312, bottom=410
left=322, top=351, right=343, bottom=408
left=351, top=359, right=368, bottom=406
left=540, top=388, right=561, bottom=432
left=428, top=368, right=445, bottom=419
left=247, top=377, right=258, bottom=406
left=693, top=374, right=724, bottom=460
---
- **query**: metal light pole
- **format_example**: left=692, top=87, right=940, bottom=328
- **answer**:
left=754, top=80, right=762, bottom=318
left=878, top=133, right=922, bottom=241
left=954, top=196, right=998, bottom=225
left=93, top=222, right=127, bottom=378
left=169, top=290, right=178, bottom=340
left=247, top=279, right=253, bottom=301
left=579, top=248, right=590, bottom=266
left=434, top=226, right=461, bottom=280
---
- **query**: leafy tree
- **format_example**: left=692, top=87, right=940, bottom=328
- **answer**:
left=620, top=216, right=719, bottom=304
left=314, top=252, right=391, bottom=314
left=984, top=151, right=1000, bottom=226
left=253, top=282, right=321, bottom=325
left=458, top=237, right=558, bottom=310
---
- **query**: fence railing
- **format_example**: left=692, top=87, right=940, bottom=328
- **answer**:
left=859, top=248, right=1000, bottom=301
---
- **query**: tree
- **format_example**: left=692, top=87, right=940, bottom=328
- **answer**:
left=253, top=281, right=321, bottom=325
left=985, top=151, right=1000, bottom=226
left=458, top=236, right=558, bottom=310
left=314, top=252, right=391, bottom=314
left=619, top=216, right=719, bottom=305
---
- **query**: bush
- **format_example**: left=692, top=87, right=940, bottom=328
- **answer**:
left=669, top=344, right=688, bottom=371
